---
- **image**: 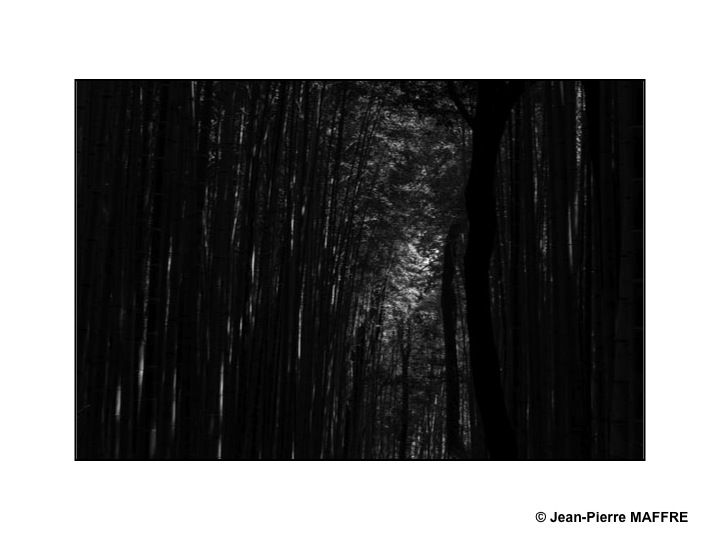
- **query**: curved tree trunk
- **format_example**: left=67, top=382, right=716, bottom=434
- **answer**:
left=463, top=82, right=522, bottom=459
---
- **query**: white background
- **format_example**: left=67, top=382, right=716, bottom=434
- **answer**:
left=1, top=1, right=718, bottom=538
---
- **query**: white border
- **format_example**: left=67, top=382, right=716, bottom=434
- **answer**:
left=1, top=1, right=719, bottom=538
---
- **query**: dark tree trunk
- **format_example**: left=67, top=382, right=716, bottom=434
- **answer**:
left=136, top=82, right=171, bottom=459
left=398, top=321, right=411, bottom=459
left=176, top=81, right=211, bottom=458
left=463, top=82, right=522, bottom=460
left=441, top=223, right=464, bottom=458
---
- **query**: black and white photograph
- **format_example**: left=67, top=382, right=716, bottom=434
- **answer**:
left=76, top=80, right=643, bottom=460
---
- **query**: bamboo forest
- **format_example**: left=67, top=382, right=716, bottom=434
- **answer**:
left=76, top=80, right=644, bottom=460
